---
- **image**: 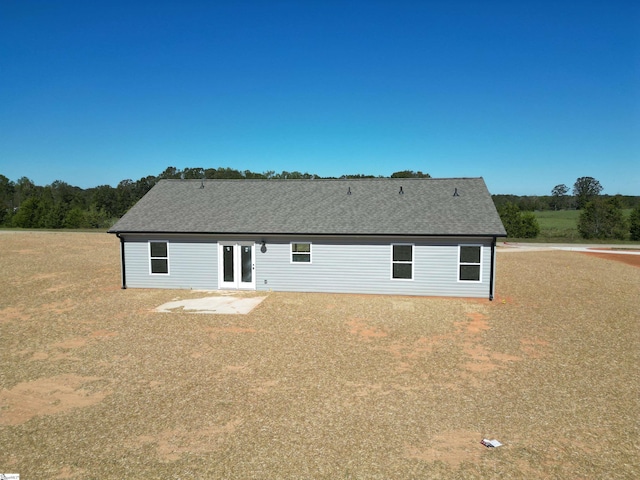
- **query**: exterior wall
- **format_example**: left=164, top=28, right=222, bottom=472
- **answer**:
left=122, top=234, right=219, bottom=289
left=119, top=234, right=495, bottom=298
left=255, top=236, right=493, bottom=298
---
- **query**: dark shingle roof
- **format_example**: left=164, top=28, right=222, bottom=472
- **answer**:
left=108, top=177, right=506, bottom=236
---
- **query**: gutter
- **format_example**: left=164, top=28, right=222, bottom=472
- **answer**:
left=116, top=233, right=127, bottom=289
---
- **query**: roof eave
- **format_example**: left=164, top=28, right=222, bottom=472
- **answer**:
left=108, top=230, right=506, bottom=237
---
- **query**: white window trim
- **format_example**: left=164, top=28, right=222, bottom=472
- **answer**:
left=391, top=243, right=414, bottom=281
left=149, top=240, right=170, bottom=275
left=290, top=242, right=312, bottom=264
left=458, top=244, right=482, bottom=282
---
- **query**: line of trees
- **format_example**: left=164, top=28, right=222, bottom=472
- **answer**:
left=496, top=176, right=640, bottom=240
left=0, top=167, right=431, bottom=229
left=492, top=182, right=639, bottom=212
left=2, top=169, right=638, bottom=240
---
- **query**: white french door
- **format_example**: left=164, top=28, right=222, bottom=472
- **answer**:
left=218, top=242, right=256, bottom=290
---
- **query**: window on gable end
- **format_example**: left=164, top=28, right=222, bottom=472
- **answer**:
left=459, top=245, right=481, bottom=282
left=150, top=241, right=169, bottom=274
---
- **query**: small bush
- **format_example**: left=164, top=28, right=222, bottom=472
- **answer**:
left=578, top=197, right=627, bottom=240
left=499, top=202, right=540, bottom=238
left=520, top=212, right=541, bottom=238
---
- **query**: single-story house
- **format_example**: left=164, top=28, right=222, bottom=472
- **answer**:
left=107, top=177, right=506, bottom=299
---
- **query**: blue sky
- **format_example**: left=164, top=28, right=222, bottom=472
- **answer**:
left=1, top=0, right=638, bottom=195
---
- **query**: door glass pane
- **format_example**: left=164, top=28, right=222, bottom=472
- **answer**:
left=241, top=245, right=252, bottom=283
left=223, top=245, right=234, bottom=282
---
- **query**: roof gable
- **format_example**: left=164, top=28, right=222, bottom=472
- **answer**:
left=108, top=177, right=506, bottom=236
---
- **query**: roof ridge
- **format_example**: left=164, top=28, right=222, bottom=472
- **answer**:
left=158, top=177, right=484, bottom=182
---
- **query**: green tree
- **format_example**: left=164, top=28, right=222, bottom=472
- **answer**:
left=491, top=194, right=520, bottom=211
left=391, top=170, right=431, bottom=178
left=40, top=196, right=67, bottom=228
left=64, top=207, right=88, bottom=228
left=628, top=205, right=640, bottom=241
left=211, top=167, right=243, bottom=179
left=342, top=174, right=378, bottom=179
left=271, top=171, right=315, bottom=179
left=182, top=167, right=205, bottom=179
left=517, top=196, right=543, bottom=211
left=40, top=182, right=71, bottom=228
left=50, top=180, right=79, bottom=206
left=14, top=176, right=37, bottom=207
left=132, top=176, right=156, bottom=204
left=116, top=180, right=135, bottom=215
left=577, top=197, right=626, bottom=240
left=244, top=170, right=268, bottom=179
left=550, top=184, right=569, bottom=210
left=84, top=206, right=111, bottom=228
left=573, top=177, right=602, bottom=209
left=90, top=185, right=119, bottom=218
left=159, top=166, right=181, bottom=179
left=12, top=196, right=40, bottom=228
left=498, top=202, right=540, bottom=238
left=0, top=174, right=15, bottom=225
left=520, top=211, right=541, bottom=237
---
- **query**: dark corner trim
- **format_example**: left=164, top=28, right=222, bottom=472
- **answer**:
left=488, top=236, right=496, bottom=301
left=116, top=233, right=127, bottom=289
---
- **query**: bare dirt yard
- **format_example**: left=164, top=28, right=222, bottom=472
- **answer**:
left=1, top=232, right=638, bottom=479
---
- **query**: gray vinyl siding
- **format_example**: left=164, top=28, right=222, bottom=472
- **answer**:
left=123, top=235, right=218, bottom=289
left=121, top=234, right=494, bottom=298
left=254, top=236, right=493, bottom=298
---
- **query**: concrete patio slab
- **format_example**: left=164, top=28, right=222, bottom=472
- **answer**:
left=155, top=295, right=266, bottom=314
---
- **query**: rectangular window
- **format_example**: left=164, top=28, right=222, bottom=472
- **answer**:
left=459, top=245, right=481, bottom=281
left=150, top=241, right=169, bottom=274
left=392, top=244, right=413, bottom=280
left=291, top=242, right=311, bottom=263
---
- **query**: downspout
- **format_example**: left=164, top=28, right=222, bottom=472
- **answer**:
left=116, top=233, right=127, bottom=289
left=488, top=236, right=496, bottom=301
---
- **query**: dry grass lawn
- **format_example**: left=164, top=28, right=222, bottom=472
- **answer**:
left=1, top=232, right=638, bottom=479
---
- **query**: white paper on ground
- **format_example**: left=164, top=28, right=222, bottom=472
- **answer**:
left=481, top=439, right=503, bottom=447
